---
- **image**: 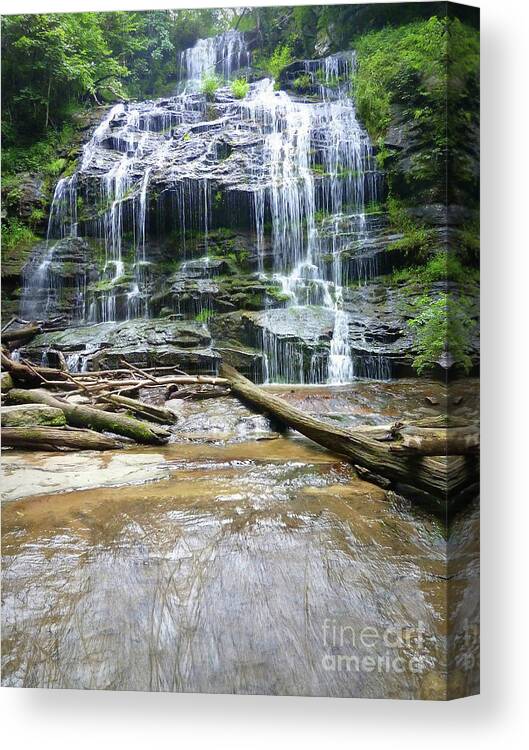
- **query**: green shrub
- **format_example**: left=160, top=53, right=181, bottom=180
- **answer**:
left=391, top=254, right=478, bottom=286
left=293, top=73, right=311, bottom=90
left=29, top=208, right=46, bottom=228
left=2, top=121, right=77, bottom=176
left=1, top=217, right=37, bottom=250
left=44, top=158, right=67, bottom=177
left=458, top=221, right=480, bottom=264
left=407, top=292, right=475, bottom=374
left=352, top=18, right=449, bottom=141
left=256, top=43, right=293, bottom=80
left=201, top=75, right=221, bottom=100
left=231, top=77, right=250, bottom=99
left=386, top=196, right=436, bottom=262
left=388, top=228, right=436, bottom=261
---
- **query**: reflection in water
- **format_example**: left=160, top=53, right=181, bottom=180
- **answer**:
left=1, top=381, right=479, bottom=698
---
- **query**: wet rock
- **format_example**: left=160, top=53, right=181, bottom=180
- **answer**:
left=406, top=203, right=477, bottom=228
left=20, top=237, right=96, bottom=322
left=22, top=318, right=219, bottom=375
left=243, top=306, right=335, bottom=344
left=3, top=172, right=47, bottom=221
left=215, top=343, right=265, bottom=381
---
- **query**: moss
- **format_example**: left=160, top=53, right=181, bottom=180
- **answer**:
left=266, top=287, right=291, bottom=304
left=195, top=309, right=213, bottom=323
left=0, top=373, right=14, bottom=393
left=0, top=405, right=66, bottom=428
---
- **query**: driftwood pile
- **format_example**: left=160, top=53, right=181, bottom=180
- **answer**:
left=1, top=316, right=230, bottom=450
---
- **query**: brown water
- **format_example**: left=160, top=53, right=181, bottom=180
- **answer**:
left=1, top=380, right=479, bottom=698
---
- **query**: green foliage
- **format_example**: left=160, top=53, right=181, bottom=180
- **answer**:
left=1, top=9, right=229, bottom=148
left=458, top=221, right=480, bottom=264
left=1, top=217, right=38, bottom=250
left=293, top=73, right=312, bottom=91
left=44, top=158, right=67, bottom=177
left=388, top=228, right=436, bottom=261
left=195, top=309, right=213, bottom=324
left=391, top=254, right=479, bottom=286
left=230, top=77, right=249, bottom=99
left=29, top=208, right=46, bottom=228
left=352, top=17, right=479, bottom=203
left=408, top=293, right=475, bottom=374
left=364, top=200, right=383, bottom=215
left=201, top=75, right=221, bottom=100
left=386, top=197, right=436, bottom=261
left=353, top=18, right=448, bottom=141
left=255, top=43, right=293, bottom=80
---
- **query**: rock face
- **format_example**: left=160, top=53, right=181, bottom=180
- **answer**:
left=3, top=173, right=47, bottom=221
left=23, top=318, right=220, bottom=375
left=20, top=237, right=96, bottom=321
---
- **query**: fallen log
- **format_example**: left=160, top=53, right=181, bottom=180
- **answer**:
left=2, top=324, right=41, bottom=344
left=220, top=364, right=478, bottom=505
left=78, top=374, right=230, bottom=393
left=1, top=404, right=66, bottom=428
left=6, top=388, right=170, bottom=445
left=167, top=385, right=231, bottom=400
left=1, top=371, right=14, bottom=393
left=389, top=427, right=479, bottom=456
left=99, top=393, right=178, bottom=424
left=2, top=426, right=121, bottom=451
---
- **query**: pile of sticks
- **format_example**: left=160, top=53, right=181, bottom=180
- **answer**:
left=1, top=349, right=230, bottom=449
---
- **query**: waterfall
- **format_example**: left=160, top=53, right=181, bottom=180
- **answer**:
left=20, top=34, right=384, bottom=384
left=243, top=54, right=379, bottom=384
left=180, top=30, right=250, bottom=87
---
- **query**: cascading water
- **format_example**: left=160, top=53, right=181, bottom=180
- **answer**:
left=180, top=30, right=251, bottom=87
left=21, top=33, right=385, bottom=383
left=243, top=52, right=380, bottom=383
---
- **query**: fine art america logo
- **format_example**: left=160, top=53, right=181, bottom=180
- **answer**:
left=320, top=618, right=479, bottom=674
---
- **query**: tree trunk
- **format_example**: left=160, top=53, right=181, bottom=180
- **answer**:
left=389, top=427, right=479, bottom=456
left=100, top=393, right=178, bottom=424
left=2, top=426, right=121, bottom=451
left=1, top=403, right=66, bottom=428
left=2, top=324, right=41, bottom=344
left=6, top=388, right=171, bottom=445
left=220, top=364, right=478, bottom=506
